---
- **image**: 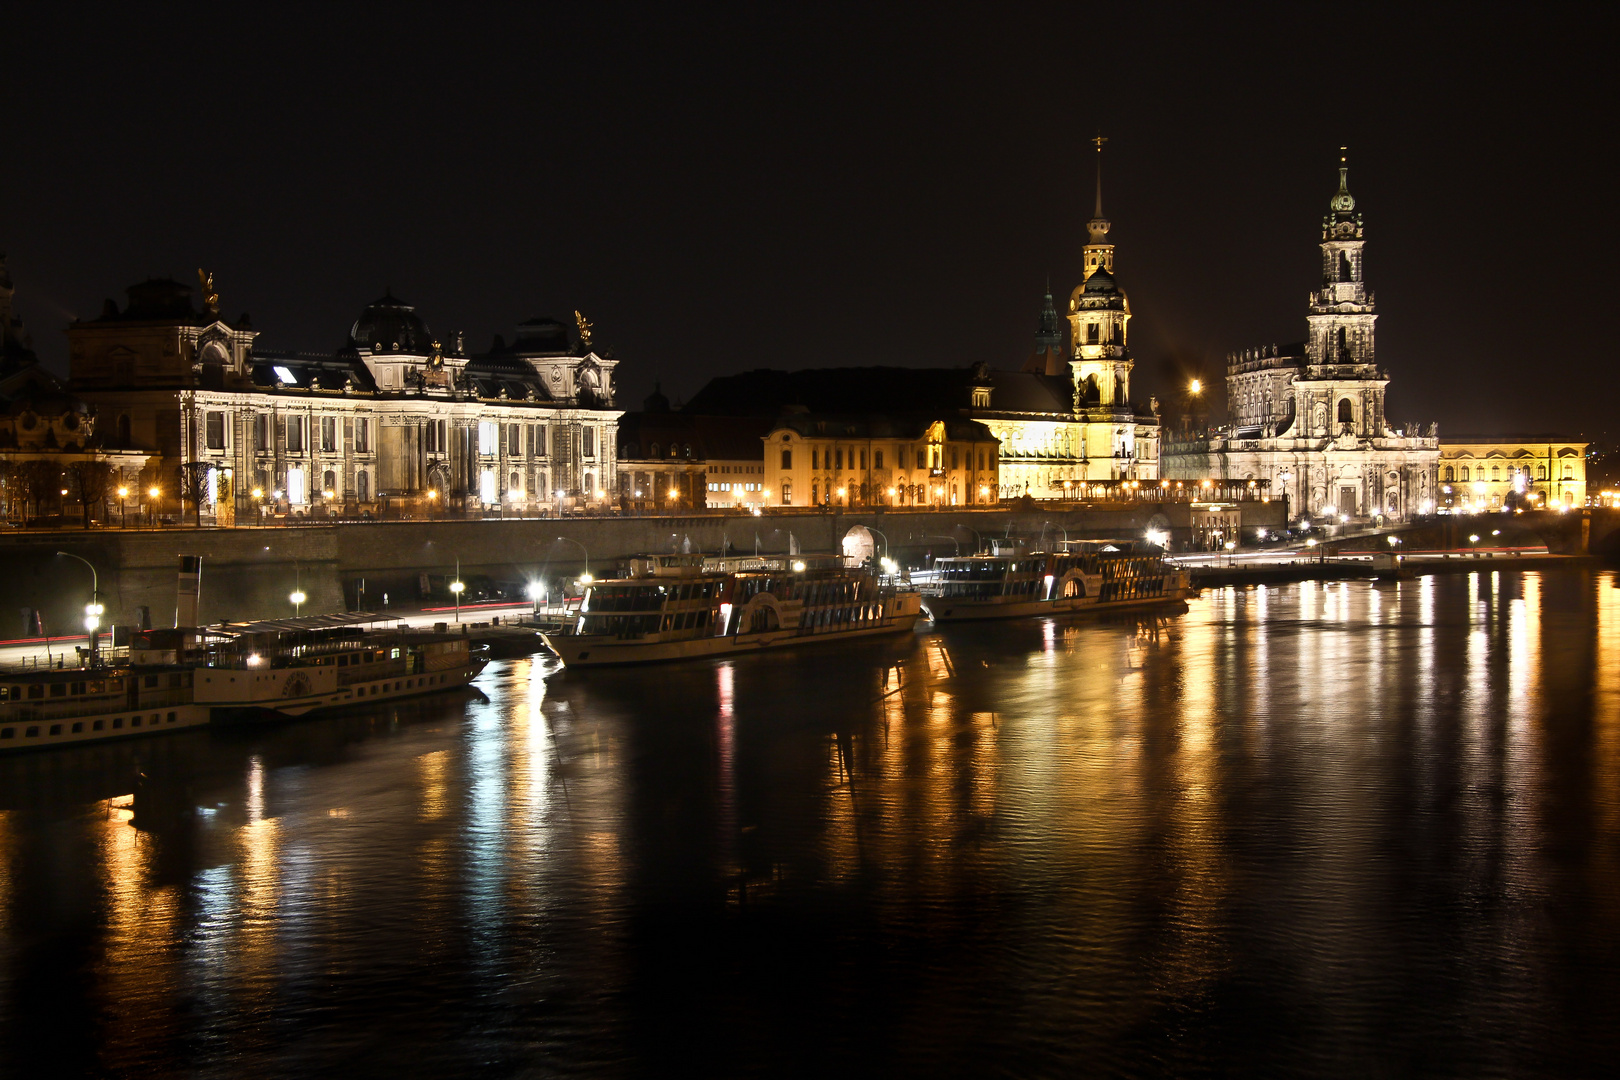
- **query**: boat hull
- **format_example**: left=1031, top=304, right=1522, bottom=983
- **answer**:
left=0, top=703, right=212, bottom=754
left=543, top=613, right=921, bottom=668
left=922, top=590, right=1193, bottom=623
left=205, top=660, right=489, bottom=720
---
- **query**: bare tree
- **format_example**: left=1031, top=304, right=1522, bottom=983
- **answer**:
left=15, top=460, right=63, bottom=524
left=68, top=460, right=116, bottom=529
left=0, top=460, right=14, bottom=521
left=176, top=462, right=213, bottom=526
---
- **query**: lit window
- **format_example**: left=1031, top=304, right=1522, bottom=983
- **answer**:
left=273, top=365, right=296, bottom=384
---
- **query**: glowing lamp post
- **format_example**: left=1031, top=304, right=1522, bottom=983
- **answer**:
left=57, top=551, right=101, bottom=664
left=289, top=589, right=307, bottom=616
left=116, top=486, right=129, bottom=528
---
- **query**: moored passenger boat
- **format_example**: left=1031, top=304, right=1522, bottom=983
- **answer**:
left=541, top=553, right=924, bottom=667
left=1, top=643, right=207, bottom=753
left=921, top=539, right=1191, bottom=623
left=193, top=619, right=489, bottom=718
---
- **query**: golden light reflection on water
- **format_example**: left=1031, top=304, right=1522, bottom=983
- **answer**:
left=5, top=570, right=1620, bottom=1075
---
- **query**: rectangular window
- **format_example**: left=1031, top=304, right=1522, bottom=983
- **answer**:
left=950, top=448, right=959, bottom=470
left=583, top=428, right=595, bottom=457
left=479, top=469, right=496, bottom=504
left=812, top=483, right=818, bottom=504
left=978, top=450, right=985, bottom=470
left=860, top=449, right=867, bottom=469
left=874, top=450, right=884, bottom=469
left=835, top=448, right=843, bottom=470
left=781, top=482, right=792, bottom=505
left=254, top=414, right=270, bottom=452
left=916, top=450, right=926, bottom=470
left=288, top=466, right=306, bottom=504
left=478, top=421, right=498, bottom=455
left=508, top=425, right=523, bottom=455
left=354, top=418, right=370, bottom=453
left=781, top=449, right=792, bottom=469
left=286, top=415, right=305, bottom=453
left=534, top=425, right=547, bottom=456
left=320, top=416, right=337, bottom=452
left=812, top=449, right=820, bottom=470
left=205, top=412, right=225, bottom=450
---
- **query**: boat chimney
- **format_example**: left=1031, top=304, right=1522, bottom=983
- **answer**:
left=175, top=555, right=203, bottom=627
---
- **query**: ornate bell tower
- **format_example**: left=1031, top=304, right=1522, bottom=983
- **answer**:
left=1068, top=136, right=1133, bottom=412
left=1306, top=150, right=1377, bottom=375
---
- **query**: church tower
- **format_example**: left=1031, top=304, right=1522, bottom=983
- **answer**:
left=1023, top=279, right=1067, bottom=375
left=1292, top=151, right=1388, bottom=440
left=1067, top=137, right=1132, bottom=411
left=1306, top=151, right=1377, bottom=373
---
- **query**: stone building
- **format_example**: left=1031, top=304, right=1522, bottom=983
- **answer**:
left=992, top=150, right=1161, bottom=497
left=67, top=277, right=622, bottom=520
left=1438, top=435, right=1588, bottom=511
left=615, top=385, right=774, bottom=512
left=765, top=412, right=999, bottom=508
left=1163, top=158, right=1438, bottom=522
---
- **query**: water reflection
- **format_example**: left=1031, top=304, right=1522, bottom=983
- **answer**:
left=1, top=571, right=1619, bottom=1076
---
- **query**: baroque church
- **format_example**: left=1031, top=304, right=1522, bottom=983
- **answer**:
left=66, top=274, right=622, bottom=521
left=1162, top=157, right=1439, bottom=521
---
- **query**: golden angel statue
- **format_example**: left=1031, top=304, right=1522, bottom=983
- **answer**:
left=197, top=269, right=219, bottom=316
left=574, top=310, right=593, bottom=349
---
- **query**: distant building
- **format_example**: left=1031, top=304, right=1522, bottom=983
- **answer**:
left=67, top=277, right=622, bottom=520
left=672, top=146, right=1161, bottom=504
left=1163, top=157, right=1439, bottom=522
left=765, top=412, right=999, bottom=508
left=0, top=255, right=148, bottom=523
left=1438, top=436, right=1588, bottom=511
left=615, top=386, right=774, bottom=512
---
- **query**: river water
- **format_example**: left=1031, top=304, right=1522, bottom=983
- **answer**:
left=2, top=569, right=1618, bottom=1078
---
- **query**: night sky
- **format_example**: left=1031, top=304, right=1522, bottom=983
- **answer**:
left=4, top=5, right=1616, bottom=439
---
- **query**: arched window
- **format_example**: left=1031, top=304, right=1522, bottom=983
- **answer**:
left=1340, top=251, right=1353, bottom=282
left=1564, top=465, right=1573, bottom=479
left=1444, top=466, right=1454, bottom=482
left=1536, top=464, right=1547, bottom=480
left=322, top=470, right=337, bottom=496
left=684, top=444, right=693, bottom=458
left=1337, top=398, right=1354, bottom=425
left=649, top=443, right=659, bottom=458
left=584, top=472, right=595, bottom=494
left=1087, top=323, right=1099, bottom=344
left=1460, top=466, right=1469, bottom=482
left=1492, top=466, right=1501, bottom=481
left=537, top=472, right=548, bottom=496
left=510, top=470, right=521, bottom=492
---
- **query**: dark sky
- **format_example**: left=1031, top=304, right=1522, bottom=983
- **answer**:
left=4, top=5, right=1616, bottom=439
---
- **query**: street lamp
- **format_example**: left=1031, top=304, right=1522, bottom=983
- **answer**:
left=116, top=486, right=129, bottom=528
left=554, top=536, right=591, bottom=583
left=56, top=551, right=101, bottom=664
left=290, top=589, right=307, bottom=616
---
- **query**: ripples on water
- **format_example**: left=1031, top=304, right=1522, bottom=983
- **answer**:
left=2, top=570, right=1619, bottom=1078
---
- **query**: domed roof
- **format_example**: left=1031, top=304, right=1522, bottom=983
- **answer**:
left=349, top=290, right=434, bottom=354
left=1082, top=267, right=1119, bottom=294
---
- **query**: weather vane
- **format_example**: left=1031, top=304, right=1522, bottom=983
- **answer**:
left=574, top=310, right=593, bottom=349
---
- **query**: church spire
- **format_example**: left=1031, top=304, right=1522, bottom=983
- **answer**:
left=1086, top=135, right=1111, bottom=249
left=1323, top=146, right=1363, bottom=240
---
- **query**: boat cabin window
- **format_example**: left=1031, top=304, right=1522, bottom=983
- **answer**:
left=49, top=684, right=66, bottom=698
left=144, top=675, right=158, bottom=688
left=27, top=685, right=43, bottom=699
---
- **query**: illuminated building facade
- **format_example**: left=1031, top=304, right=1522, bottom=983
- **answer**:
left=68, top=279, right=621, bottom=520
left=1438, top=436, right=1588, bottom=511
left=991, top=148, right=1160, bottom=497
left=766, top=413, right=999, bottom=507
left=1163, top=158, right=1438, bottom=522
